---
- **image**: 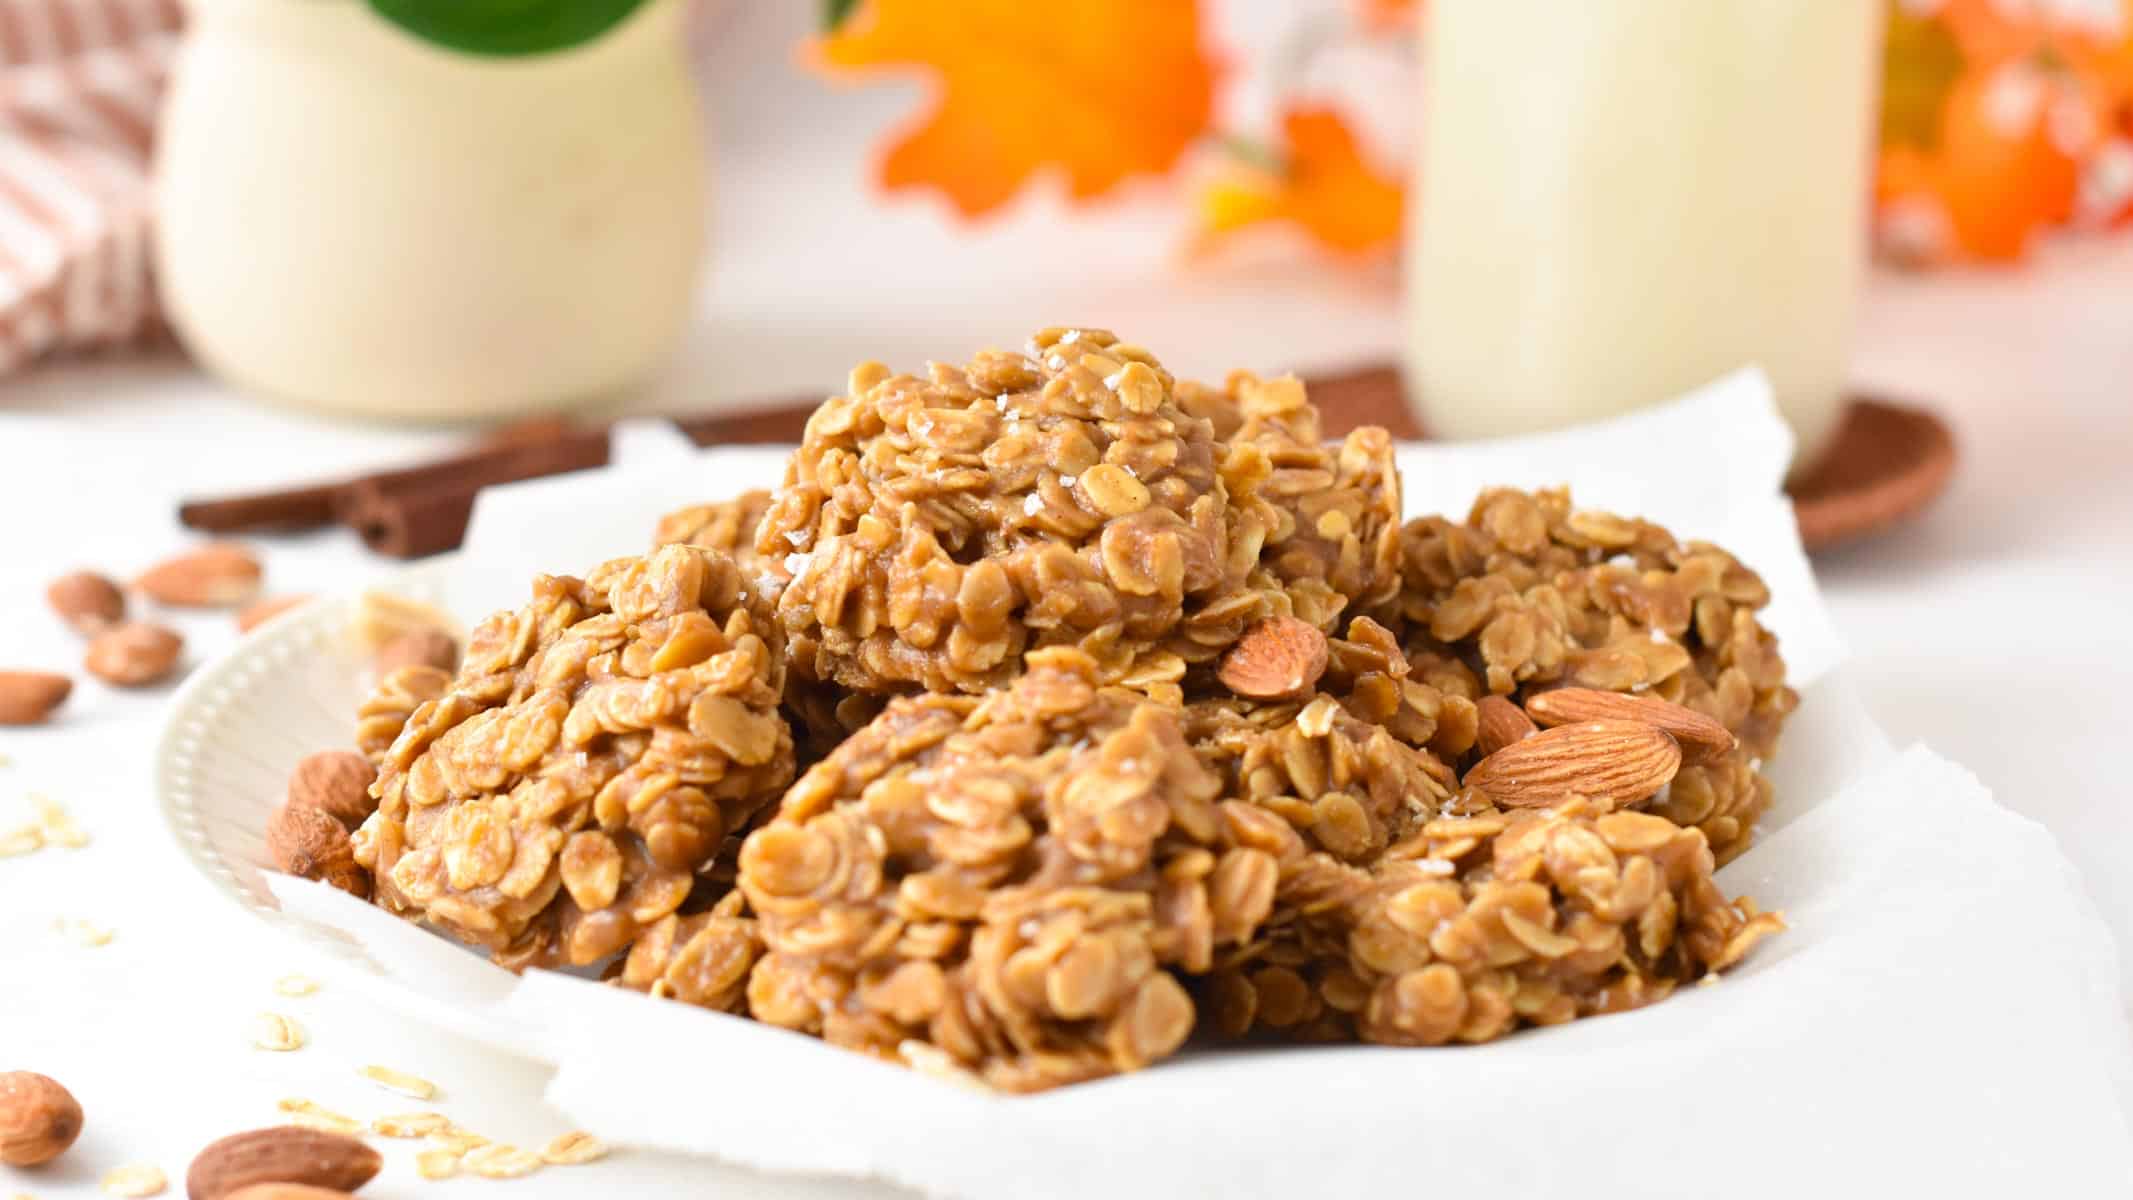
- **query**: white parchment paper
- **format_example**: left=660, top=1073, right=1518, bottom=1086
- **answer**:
left=271, top=369, right=2133, bottom=1197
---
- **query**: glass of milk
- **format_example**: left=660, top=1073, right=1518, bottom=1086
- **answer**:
left=1404, top=1, right=1883, bottom=469
left=154, top=0, right=708, bottom=421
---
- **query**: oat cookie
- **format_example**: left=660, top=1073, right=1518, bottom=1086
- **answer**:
left=1379, top=487, right=1796, bottom=863
left=758, top=328, right=1307, bottom=700
left=1201, top=801, right=1783, bottom=1045
left=1178, top=370, right=1403, bottom=627
left=733, top=647, right=1289, bottom=1090
left=653, top=489, right=777, bottom=578
left=353, top=545, right=794, bottom=968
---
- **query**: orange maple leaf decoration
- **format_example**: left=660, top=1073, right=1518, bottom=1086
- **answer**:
left=810, top=0, right=1220, bottom=218
left=1193, top=106, right=1405, bottom=257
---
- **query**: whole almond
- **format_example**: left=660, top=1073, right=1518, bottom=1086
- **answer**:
left=0, top=671, right=72, bottom=726
left=1474, top=695, right=1537, bottom=758
left=267, top=804, right=370, bottom=899
left=373, top=628, right=458, bottom=676
left=186, top=1127, right=381, bottom=1200
left=287, top=751, right=377, bottom=831
left=46, top=570, right=126, bottom=636
left=225, top=1186, right=357, bottom=1200
left=237, top=594, right=313, bottom=634
left=1218, top=617, right=1328, bottom=701
left=1524, top=687, right=1739, bottom=765
left=84, top=621, right=184, bottom=687
left=0, top=1071, right=84, bottom=1166
left=136, top=542, right=262, bottom=608
left=1463, top=719, right=1682, bottom=810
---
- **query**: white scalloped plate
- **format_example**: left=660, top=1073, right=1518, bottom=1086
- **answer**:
left=149, top=558, right=543, bottom=1053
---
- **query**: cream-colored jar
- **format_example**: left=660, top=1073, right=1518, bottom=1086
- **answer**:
left=1405, top=0, right=1881, bottom=468
left=154, top=0, right=707, bottom=421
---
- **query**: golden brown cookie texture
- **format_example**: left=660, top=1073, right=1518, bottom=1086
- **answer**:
left=732, top=647, right=1298, bottom=1091
left=1377, top=487, right=1796, bottom=864
left=758, top=328, right=1321, bottom=700
left=353, top=544, right=795, bottom=969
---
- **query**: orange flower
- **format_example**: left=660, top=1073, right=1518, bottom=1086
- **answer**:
left=809, top=0, right=1221, bottom=218
left=1192, top=106, right=1404, bottom=258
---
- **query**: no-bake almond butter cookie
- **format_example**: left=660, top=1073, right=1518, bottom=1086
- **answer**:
left=758, top=328, right=1332, bottom=702
left=352, top=544, right=795, bottom=968
left=1375, top=486, right=1797, bottom=864
left=734, top=647, right=1287, bottom=1091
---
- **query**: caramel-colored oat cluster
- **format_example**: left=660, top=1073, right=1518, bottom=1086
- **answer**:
left=736, top=648, right=1275, bottom=1091
left=653, top=489, right=776, bottom=578
left=758, top=329, right=1319, bottom=700
left=330, top=332, right=1797, bottom=1093
left=1201, top=802, right=1783, bottom=1045
left=352, top=544, right=795, bottom=968
left=1178, top=370, right=1403, bottom=627
left=1379, top=486, right=1797, bottom=863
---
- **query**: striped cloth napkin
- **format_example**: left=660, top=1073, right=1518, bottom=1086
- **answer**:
left=0, top=0, right=180, bottom=373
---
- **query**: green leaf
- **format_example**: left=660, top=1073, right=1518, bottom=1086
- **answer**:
left=1879, top=4, right=1965, bottom=152
left=821, top=0, right=861, bottom=33
left=367, top=0, right=651, bottom=58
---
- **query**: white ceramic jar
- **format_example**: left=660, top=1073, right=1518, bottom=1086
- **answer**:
left=1405, top=0, right=1882, bottom=468
left=155, top=0, right=708, bottom=420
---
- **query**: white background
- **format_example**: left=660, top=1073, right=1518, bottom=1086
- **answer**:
left=4, top=1, right=2133, bottom=1196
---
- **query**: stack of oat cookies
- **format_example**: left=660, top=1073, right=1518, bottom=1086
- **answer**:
left=326, top=329, right=1794, bottom=1092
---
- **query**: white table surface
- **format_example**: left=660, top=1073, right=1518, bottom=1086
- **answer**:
left=5, top=4, right=2133, bottom=1194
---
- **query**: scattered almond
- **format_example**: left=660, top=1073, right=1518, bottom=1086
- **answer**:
left=250, top=1012, right=307, bottom=1052
left=134, top=542, right=262, bottom=608
left=285, top=751, right=377, bottom=831
left=237, top=595, right=313, bottom=634
left=1524, top=687, right=1739, bottom=764
left=358, top=1064, right=436, bottom=1100
left=46, top=570, right=125, bottom=636
left=99, top=1165, right=166, bottom=1198
left=1462, top=719, right=1683, bottom=810
left=266, top=805, right=369, bottom=899
left=372, top=628, right=458, bottom=677
left=1474, top=695, right=1538, bottom=758
left=84, top=621, right=184, bottom=687
left=0, top=1072, right=83, bottom=1166
left=186, top=1127, right=380, bottom=1200
left=0, top=671, right=72, bottom=726
left=1217, top=616, right=1328, bottom=701
left=224, top=1185, right=359, bottom=1200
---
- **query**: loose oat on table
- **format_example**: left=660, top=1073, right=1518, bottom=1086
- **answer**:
left=372, top=1111, right=452, bottom=1138
left=539, top=1131, right=608, bottom=1166
left=354, top=544, right=794, bottom=969
left=1373, top=487, right=1797, bottom=863
left=98, top=1165, right=165, bottom=1198
left=415, top=1146, right=464, bottom=1180
left=758, top=328, right=1360, bottom=701
left=59, top=919, right=114, bottom=947
left=358, top=1064, right=436, bottom=1100
left=725, top=647, right=1276, bottom=1091
left=463, top=1142, right=542, bottom=1179
left=275, top=1099, right=363, bottom=1137
left=249, top=1012, right=306, bottom=1051
left=272, top=974, right=319, bottom=997
left=0, top=825, right=43, bottom=857
left=30, top=795, right=89, bottom=848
